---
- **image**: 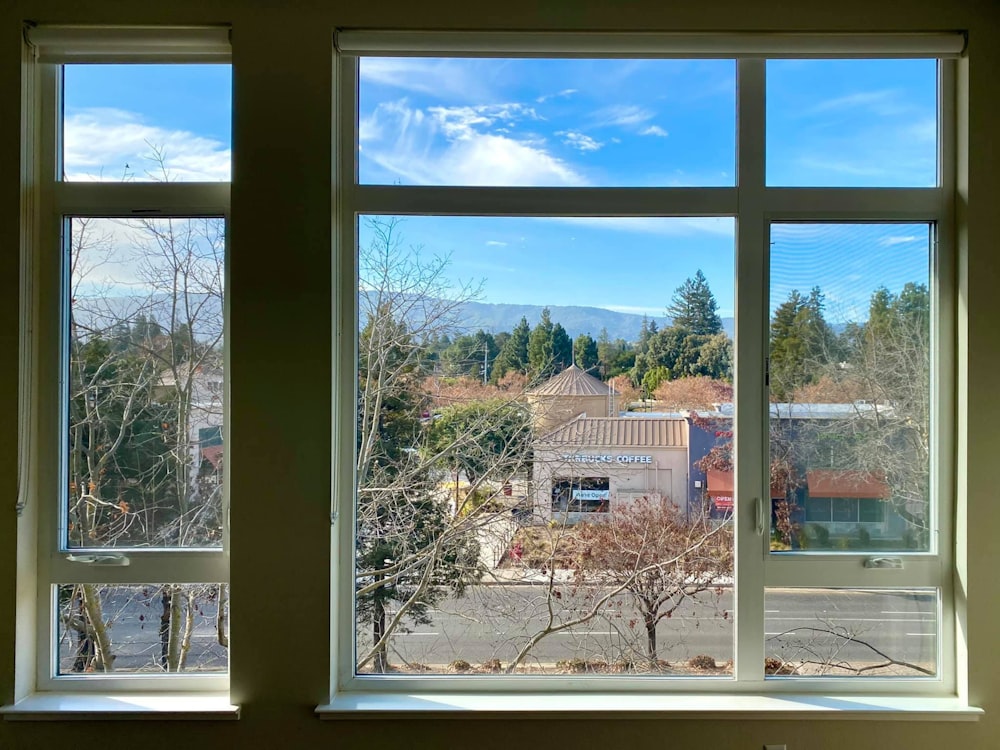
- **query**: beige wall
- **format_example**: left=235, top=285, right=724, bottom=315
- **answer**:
left=534, top=445, right=688, bottom=520
left=1, top=1, right=998, bottom=748
left=529, top=393, right=615, bottom=434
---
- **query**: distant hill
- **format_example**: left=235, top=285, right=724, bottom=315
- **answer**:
left=451, top=300, right=735, bottom=342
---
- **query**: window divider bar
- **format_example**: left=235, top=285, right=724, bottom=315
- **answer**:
left=734, top=57, right=768, bottom=684
left=350, top=185, right=738, bottom=217
left=762, top=188, right=945, bottom=218
left=53, top=182, right=231, bottom=217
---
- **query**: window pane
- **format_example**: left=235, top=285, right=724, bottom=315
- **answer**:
left=765, top=588, right=937, bottom=677
left=355, top=215, right=734, bottom=674
left=768, top=223, right=931, bottom=553
left=766, top=59, right=937, bottom=187
left=67, top=217, right=225, bottom=549
left=358, top=59, right=735, bottom=186
left=62, top=64, right=232, bottom=182
left=56, top=583, right=229, bottom=674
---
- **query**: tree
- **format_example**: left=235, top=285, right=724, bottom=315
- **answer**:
left=769, top=286, right=836, bottom=401
left=574, top=497, right=733, bottom=667
left=573, top=333, right=599, bottom=372
left=551, top=323, right=573, bottom=372
left=528, top=308, right=556, bottom=377
left=666, top=270, right=723, bottom=335
left=65, top=212, right=228, bottom=672
left=425, top=398, right=532, bottom=486
left=355, top=217, right=483, bottom=672
left=653, top=376, right=733, bottom=412
left=490, top=316, right=530, bottom=383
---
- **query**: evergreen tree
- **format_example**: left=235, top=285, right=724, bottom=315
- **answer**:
left=573, top=333, right=599, bottom=372
left=528, top=308, right=556, bottom=377
left=551, top=322, right=573, bottom=372
left=769, top=286, right=835, bottom=400
left=491, top=317, right=530, bottom=382
left=666, top=270, right=723, bottom=335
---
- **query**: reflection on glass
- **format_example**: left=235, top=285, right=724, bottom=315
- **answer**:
left=359, top=58, right=736, bottom=186
left=57, top=583, right=229, bottom=674
left=67, top=218, right=225, bottom=549
left=354, top=215, right=736, bottom=675
left=62, top=64, right=232, bottom=182
left=768, top=223, right=931, bottom=553
left=765, top=588, right=937, bottom=677
left=766, top=59, right=937, bottom=187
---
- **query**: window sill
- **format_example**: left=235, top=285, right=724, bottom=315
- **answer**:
left=317, top=693, right=982, bottom=721
left=2, top=693, right=240, bottom=721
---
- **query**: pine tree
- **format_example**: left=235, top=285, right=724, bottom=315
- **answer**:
left=528, top=308, right=556, bottom=377
left=667, top=270, right=723, bottom=335
left=490, top=317, right=530, bottom=382
left=574, top=333, right=599, bottom=372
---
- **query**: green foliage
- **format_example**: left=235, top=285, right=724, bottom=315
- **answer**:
left=666, top=270, right=722, bottom=335
left=768, top=287, right=836, bottom=400
left=528, top=308, right=571, bottom=377
left=425, top=398, right=532, bottom=484
left=490, top=316, right=530, bottom=383
left=573, top=332, right=599, bottom=372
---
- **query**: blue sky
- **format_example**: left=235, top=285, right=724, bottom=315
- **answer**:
left=63, top=59, right=935, bottom=326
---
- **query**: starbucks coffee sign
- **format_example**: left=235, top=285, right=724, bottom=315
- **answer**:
left=559, top=454, right=653, bottom=464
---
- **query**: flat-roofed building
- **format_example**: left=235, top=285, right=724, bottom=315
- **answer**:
left=533, top=414, right=689, bottom=523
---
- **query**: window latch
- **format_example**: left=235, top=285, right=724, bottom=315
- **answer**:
left=65, top=553, right=130, bottom=566
left=755, top=497, right=767, bottom=535
left=864, top=557, right=904, bottom=569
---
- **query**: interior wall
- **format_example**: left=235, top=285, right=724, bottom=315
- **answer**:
left=1, top=1, right=997, bottom=748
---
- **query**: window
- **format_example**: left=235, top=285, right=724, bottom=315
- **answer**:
left=336, top=31, right=959, bottom=698
left=26, top=26, right=231, bottom=691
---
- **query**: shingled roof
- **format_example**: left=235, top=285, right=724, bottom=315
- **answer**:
left=537, top=415, right=687, bottom=447
left=527, top=364, right=617, bottom=397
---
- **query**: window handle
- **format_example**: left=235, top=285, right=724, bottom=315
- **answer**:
left=865, top=557, right=904, bottom=569
left=755, top=497, right=767, bottom=535
left=65, top=553, right=130, bottom=566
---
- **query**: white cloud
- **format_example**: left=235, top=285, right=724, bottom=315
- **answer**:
left=590, top=104, right=654, bottom=128
left=639, top=125, right=669, bottom=137
left=536, top=88, right=578, bottom=104
left=359, top=58, right=489, bottom=100
left=556, top=130, right=603, bottom=152
left=880, top=235, right=921, bottom=246
left=486, top=240, right=508, bottom=247
left=360, top=99, right=586, bottom=187
left=806, top=89, right=908, bottom=117
left=554, top=216, right=735, bottom=238
left=64, top=108, right=231, bottom=182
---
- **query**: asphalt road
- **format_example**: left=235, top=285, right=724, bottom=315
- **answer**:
left=59, top=585, right=936, bottom=677
left=372, top=586, right=937, bottom=674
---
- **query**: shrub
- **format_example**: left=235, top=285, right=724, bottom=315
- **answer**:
left=448, top=659, right=472, bottom=673
left=688, top=654, right=717, bottom=670
left=481, top=658, right=503, bottom=673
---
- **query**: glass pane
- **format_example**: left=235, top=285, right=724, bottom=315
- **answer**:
left=62, top=64, right=232, bottom=182
left=57, top=583, right=229, bottom=674
left=359, top=58, right=735, bottom=186
left=768, top=223, right=931, bottom=553
left=67, top=217, right=225, bottom=549
left=766, top=59, right=937, bottom=187
left=355, top=215, right=735, bottom=675
left=765, top=588, right=937, bottom=677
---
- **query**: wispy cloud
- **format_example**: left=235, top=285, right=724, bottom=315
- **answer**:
left=556, top=130, right=603, bottom=152
left=590, top=104, right=655, bottom=128
left=359, top=58, right=490, bottom=100
left=486, top=240, right=508, bottom=247
left=554, top=216, right=735, bottom=238
left=806, top=89, right=908, bottom=117
left=360, top=99, right=586, bottom=187
left=64, top=108, right=231, bottom=181
left=880, top=235, right=920, bottom=246
left=536, top=88, right=578, bottom=104
left=639, top=125, right=669, bottom=137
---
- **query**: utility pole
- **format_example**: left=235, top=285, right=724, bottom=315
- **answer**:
left=482, top=340, right=489, bottom=384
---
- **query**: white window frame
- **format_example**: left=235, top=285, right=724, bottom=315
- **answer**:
left=330, top=33, right=960, bottom=701
left=24, top=26, right=231, bottom=694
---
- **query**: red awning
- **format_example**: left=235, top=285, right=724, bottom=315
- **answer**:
left=707, top=469, right=786, bottom=500
left=706, top=470, right=733, bottom=496
left=806, top=469, right=889, bottom=499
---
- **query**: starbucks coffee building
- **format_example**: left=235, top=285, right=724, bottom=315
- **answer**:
left=533, top=415, right=690, bottom=523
